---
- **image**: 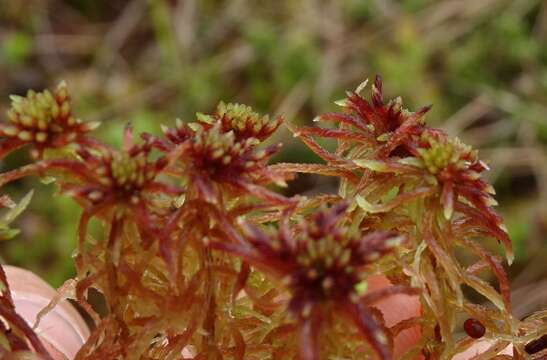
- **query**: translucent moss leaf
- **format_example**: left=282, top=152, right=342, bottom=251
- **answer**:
left=356, top=195, right=381, bottom=213
left=0, top=190, right=33, bottom=240
left=353, top=159, right=394, bottom=173
left=356, top=188, right=434, bottom=214
left=196, top=112, right=214, bottom=124
left=2, top=190, right=33, bottom=224
left=39, top=176, right=56, bottom=185
left=0, top=228, right=21, bottom=240
left=398, top=157, right=423, bottom=167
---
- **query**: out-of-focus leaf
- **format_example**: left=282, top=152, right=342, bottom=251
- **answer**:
left=1, top=32, right=32, bottom=65
left=0, top=190, right=33, bottom=241
left=0, top=331, right=10, bottom=350
left=2, top=190, right=33, bottom=225
left=0, top=228, right=21, bottom=241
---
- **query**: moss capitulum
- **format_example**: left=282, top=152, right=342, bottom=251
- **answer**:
left=418, top=133, right=475, bottom=174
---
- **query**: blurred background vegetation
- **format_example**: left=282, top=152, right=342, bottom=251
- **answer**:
left=0, top=0, right=546, bottom=318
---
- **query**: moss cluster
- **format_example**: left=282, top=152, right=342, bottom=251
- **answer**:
left=0, top=79, right=545, bottom=360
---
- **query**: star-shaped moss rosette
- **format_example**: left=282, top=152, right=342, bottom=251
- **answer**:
left=352, top=129, right=514, bottom=355
left=40, top=127, right=177, bottom=271
left=201, top=101, right=283, bottom=142
left=417, top=130, right=502, bottom=221
left=147, top=103, right=291, bottom=206
left=183, top=122, right=280, bottom=191
left=287, top=75, right=430, bottom=162
left=354, top=129, right=511, bottom=264
left=68, top=139, right=169, bottom=207
left=41, top=128, right=184, bottom=328
left=272, top=76, right=432, bottom=192
left=212, top=203, right=414, bottom=360
left=0, top=82, right=99, bottom=159
left=155, top=101, right=283, bottom=149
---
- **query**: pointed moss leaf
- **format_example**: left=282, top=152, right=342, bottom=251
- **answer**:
left=355, top=78, right=369, bottom=94
left=0, top=228, right=20, bottom=240
left=353, top=159, right=392, bottom=173
left=376, top=133, right=391, bottom=142
left=40, top=176, right=56, bottom=185
left=196, top=112, right=214, bottom=124
left=173, top=194, right=186, bottom=208
left=381, top=187, right=399, bottom=203
left=3, top=190, right=33, bottom=224
left=187, top=122, right=202, bottom=132
left=355, top=195, right=382, bottom=213
left=398, top=157, right=424, bottom=168
left=334, top=99, right=348, bottom=107
left=443, top=204, right=453, bottom=221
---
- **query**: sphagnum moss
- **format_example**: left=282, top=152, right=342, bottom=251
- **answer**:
left=0, top=78, right=545, bottom=359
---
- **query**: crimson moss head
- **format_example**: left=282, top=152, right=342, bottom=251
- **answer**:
left=213, top=203, right=407, bottom=360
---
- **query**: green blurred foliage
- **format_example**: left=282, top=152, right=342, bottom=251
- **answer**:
left=1, top=32, right=32, bottom=65
left=0, top=0, right=546, bottom=287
